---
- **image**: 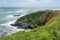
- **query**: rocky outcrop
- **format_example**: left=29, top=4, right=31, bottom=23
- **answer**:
left=11, top=10, right=60, bottom=29
left=13, top=14, right=21, bottom=17
left=11, top=22, right=36, bottom=29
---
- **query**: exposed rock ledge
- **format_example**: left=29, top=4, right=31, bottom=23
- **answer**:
left=11, top=22, right=36, bottom=29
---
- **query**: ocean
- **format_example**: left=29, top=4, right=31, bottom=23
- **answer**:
left=0, top=7, right=38, bottom=37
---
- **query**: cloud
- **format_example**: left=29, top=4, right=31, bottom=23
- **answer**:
left=19, top=0, right=55, bottom=7
left=0, top=0, right=59, bottom=8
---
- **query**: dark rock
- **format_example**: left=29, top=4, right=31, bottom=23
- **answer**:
left=10, top=24, right=16, bottom=26
left=13, top=15, right=20, bottom=17
left=11, top=22, right=36, bottom=29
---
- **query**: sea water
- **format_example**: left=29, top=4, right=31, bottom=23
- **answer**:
left=0, top=7, right=38, bottom=37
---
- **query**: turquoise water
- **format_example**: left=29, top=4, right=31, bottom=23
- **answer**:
left=0, top=8, right=37, bottom=37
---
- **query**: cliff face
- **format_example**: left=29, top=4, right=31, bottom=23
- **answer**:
left=12, top=10, right=60, bottom=29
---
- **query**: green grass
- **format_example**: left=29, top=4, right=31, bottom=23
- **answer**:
left=17, top=10, right=60, bottom=25
left=0, top=10, right=60, bottom=40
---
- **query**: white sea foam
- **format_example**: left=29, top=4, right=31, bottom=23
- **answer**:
left=4, top=15, right=24, bottom=26
left=15, top=10, right=21, bottom=12
left=2, top=19, right=16, bottom=26
left=6, top=15, right=14, bottom=18
left=0, top=9, right=31, bottom=37
left=14, top=9, right=29, bottom=13
left=15, top=9, right=24, bottom=13
left=18, top=14, right=24, bottom=18
left=1, top=20, right=25, bottom=36
left=1, top=18, right=28, bottom=36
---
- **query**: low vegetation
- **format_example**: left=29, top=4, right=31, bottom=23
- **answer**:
left=0, top=10, right=60, bottom=40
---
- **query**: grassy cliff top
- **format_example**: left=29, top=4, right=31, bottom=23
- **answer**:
left=0, top=10, right=60, bottom=40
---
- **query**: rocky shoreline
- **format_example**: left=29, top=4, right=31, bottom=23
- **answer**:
left=10, top=14, right=36, bottom=33
left=11, top=10, right=57, bottom=31
left=11, top=21, right=36, bottom=29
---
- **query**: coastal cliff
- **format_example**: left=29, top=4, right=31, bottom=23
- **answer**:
left=11, top=10, right=60, bottom=29
left=0, top=10, right=60, bottom=40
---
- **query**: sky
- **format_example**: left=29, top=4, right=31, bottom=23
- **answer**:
left=0, top=0, right=60, bottom=8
